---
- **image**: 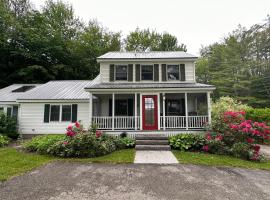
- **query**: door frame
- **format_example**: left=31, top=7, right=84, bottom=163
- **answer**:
left=140, top=93, right=160, bottom=130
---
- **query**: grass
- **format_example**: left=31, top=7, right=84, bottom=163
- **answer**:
left=173, top=150, right=270, bottom=170
left=0, top=148, right=135, bottom=181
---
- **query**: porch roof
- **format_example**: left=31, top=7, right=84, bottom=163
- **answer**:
left=85, top=82, right=215, bottom=91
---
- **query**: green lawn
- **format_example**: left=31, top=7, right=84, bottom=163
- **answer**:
left=0, top=148, right=135, bottom=181
left=173, top=150, right=270, bottom=170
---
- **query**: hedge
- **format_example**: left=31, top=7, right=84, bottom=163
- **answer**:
left=246, top=108, right=270, bottom=124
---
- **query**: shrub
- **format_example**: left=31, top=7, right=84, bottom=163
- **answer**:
left=0, top=134, right=9, bottom=147
left=246, top=108, right=270, bottom=125
left=0, top=113, right=18, bottom=139
left=211, top=97, right=250, bottom=132
left=231, top=142, right=251, bottom=160
left=114, top=137, right=135, bottom=149
left=23, top=135, right=66, bottom=154
left=169, top=134, right=206, bottom=151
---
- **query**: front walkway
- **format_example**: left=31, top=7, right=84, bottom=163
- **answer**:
left=134, top=151, right=178, bottom=164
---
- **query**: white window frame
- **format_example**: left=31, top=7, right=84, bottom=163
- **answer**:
left=167, top=64, right=180, bottom=81
left=114, top=65, right=128, bottom=81
left=141, top=65, right=154, bottom=81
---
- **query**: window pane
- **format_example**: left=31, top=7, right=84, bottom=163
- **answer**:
left=62, top=105, right=71, bottom=121
left=7, top=107, right=12, bottom=117
left=115, top=100, right=128, bottom=116
left=141, top=65, right=153, bottom=80
left=50, top=105, right=60, bottom=121
left=144, top=97, right=155, bottom=126
left=167, top=65, right=179, bottom=80
left=115, top=65, right=127, bottom=80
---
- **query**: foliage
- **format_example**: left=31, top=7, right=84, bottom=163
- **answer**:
left=172, top=151, right=270, bottom=170
left=196, top=17, right=270, bottom=107
left=211, top=97, right=250, bottom=133
left=23, top=135, right=65, bottom=154
left=0, top=134, right=9, bottom=147
left=246, top=108, right=270, bottom=124
left=125, top=28, right=187, bottom=52
left=114, top=137, right=135, bottom=149
left=231, top=142, right=252, bottom=160
left=169, top=134, right=206, bottom=151
left=0, top=113, right=18, bottom=139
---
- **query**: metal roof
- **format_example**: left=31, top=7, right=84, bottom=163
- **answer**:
left=0, top=84, right=41, bottom=102
left=97, top=51, right=198, bottom=60
left=18, top=76, right=100, bottom=101
left=85, top=82, right=215, bottom=90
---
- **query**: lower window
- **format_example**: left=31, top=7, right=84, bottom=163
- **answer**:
left=62, top=105, right=72, bottom=121
left=50, top=105, right=60, bottom=121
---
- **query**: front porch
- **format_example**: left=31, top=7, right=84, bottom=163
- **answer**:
left=89, top=92, right=211, bottom=131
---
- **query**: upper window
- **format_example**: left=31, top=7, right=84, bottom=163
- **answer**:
left=50, top=105, right=60, bottom=122
left=62, top=105, right=72, bottom=121
left=115, top=65, right=128, bottom=81
left=167, top=65, right=179, bottom=80
left=141, top=65, right=153, bottom=80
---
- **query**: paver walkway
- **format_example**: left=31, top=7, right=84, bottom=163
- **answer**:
left=260, top=145, right=270, bottom=159
left=134, top=150, right=178, bottom=164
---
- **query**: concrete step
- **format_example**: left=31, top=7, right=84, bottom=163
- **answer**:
left=136, top=140, right=169, bottom=145
left=135, top=145, right=171, bottom=151
left=136, top=135, right=168, bottom=140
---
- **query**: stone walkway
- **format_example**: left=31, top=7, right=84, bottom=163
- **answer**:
left=134, top=150, right=179, bottom=164
left=260, top=145, right=270, bottom=159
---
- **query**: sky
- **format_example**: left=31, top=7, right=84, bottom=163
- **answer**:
left=31, top=0, right=269, bottom=56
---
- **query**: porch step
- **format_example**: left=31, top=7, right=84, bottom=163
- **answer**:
left=135, top=145, right=171, bottom=151
left=136, top=140, right=169, bottom=145
left=135, top=134, right=168, bottom=140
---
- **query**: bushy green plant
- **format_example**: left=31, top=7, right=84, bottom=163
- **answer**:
left=231, top=142, right=251, bottom=160
left=169, top=134, right=206, bottom=151
left=246, top=108, right=270, bottom=125
left=23, top=135, right=65, bottom=154
left=0, top=113, right=18, bottom=139
left=114, top=137, right=135, bottom=149
left=0, top=134, right=9, bottom=147
left=211, top=97, right=250, bottom=132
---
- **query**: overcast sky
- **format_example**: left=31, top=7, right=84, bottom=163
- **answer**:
left=31, top=0, right=269, bottom=56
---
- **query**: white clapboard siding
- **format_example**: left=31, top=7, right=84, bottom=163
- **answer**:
left=19, top=102, right=89, bottom=134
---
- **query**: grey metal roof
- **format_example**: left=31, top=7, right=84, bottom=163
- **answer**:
left=0, top=84, right=41, bottom=102
left=18, top=76, right=100, bottom=101
left=97, top=51, right=197, bottom=60
left=85, top=82, right=215, bottom=90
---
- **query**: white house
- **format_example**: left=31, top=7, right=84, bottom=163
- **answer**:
left=0, top=51, right=215, bottom=137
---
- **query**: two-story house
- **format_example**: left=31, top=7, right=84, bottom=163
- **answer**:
left=0, top=51, right=215, bottom=137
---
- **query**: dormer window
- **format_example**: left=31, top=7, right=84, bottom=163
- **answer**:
left=167, top=65, right=180, bottom=80
left=115, top=65, right=128, bottom=81
left=141, top=65, right=154, bottom=81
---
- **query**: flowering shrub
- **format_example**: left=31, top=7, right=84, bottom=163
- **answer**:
left=203, top=110, right=270, bottom=161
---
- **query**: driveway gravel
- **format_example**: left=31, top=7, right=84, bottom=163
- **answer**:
left=1, top=162, right=270, bottom=200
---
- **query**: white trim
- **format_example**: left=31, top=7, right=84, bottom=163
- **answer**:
left=162, top=93, right=166, bottom=130
left=112, top=93, right=115, bottom=130
left=97, top=58, right=197, bottom=63
left=139, top=93, right=142, bottom=130
left=185, top=92, right=188, bottom=130
left=17, top=99, right=90, bottom=103
left=134, top=93, right=137, bottom=130
left=89, top=93, right=93, bottom=127
left=157, top=93, right=160, bottom=130
left=207, top=91, right=212, bottom=125
left=85, top=88, right=216, bottom=93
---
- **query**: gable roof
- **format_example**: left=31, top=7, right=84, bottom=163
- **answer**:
left=0, top=84, right=40, bottom=103
left=97, top=51, right=197, bottom=61
left=17, top=76, right=100, bottom=101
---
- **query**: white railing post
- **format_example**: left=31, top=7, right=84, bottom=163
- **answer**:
left=185, top=92, right=188, bottom=130
left=112, top=93, right=115, bottom=130
left=134, top=93, right=137, bottom=130
left=162, top=93, right=166, bottom=130
left=89, top=93, right=93, bottom=128
left=207, top=92, right=212, bottom=125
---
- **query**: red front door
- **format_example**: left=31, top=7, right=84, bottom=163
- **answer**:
left=142, top=95, right=158, bottom=130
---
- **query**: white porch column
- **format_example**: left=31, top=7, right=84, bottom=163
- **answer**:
left=112, top=93, right=115, bottom=130
left=134, top=93, right=137, bottom=130
left=89, top=93, right=93, bottom=128
left=207, top=91, right=212, bottom=125
left=185, top=92, right=188, bottom=130
left=162, top=93, right=166, bottom=130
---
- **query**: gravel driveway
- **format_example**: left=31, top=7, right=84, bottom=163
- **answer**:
left=1, top=162, right=270, bottom=200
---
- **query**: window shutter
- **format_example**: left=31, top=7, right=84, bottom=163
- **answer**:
left=44, top=104, right=50, bottom=123
left=109, top=64, right=114, bottom=82
left=71, top=104, right=78, bottom=122
left=162, top=64, right=167, bottom=81
left=109, top=99, right=112, bottom=116
left=128, top=99, right=133, bottom=116
left=180, top=64, right=186, bottom=81
left=154, top=64, right=159, bottom=81
left=128, top=64, right=133, bottom=82
left=135, top=64, right=140, bottom=81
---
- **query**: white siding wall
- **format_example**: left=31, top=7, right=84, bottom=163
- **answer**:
left=19, top=102, right=89, bottom=135
left=99, top=61, right=196, bottom=83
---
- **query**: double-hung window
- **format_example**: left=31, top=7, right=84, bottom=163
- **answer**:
left=62, top=105, right=72, bottom=121
left=167, top=65, right=180, bottom=80
left=50, top=105, right=60, bottom=121
left=141, top=65, right=153, bottom=80
left=115, top=65, right=128, bottom=81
